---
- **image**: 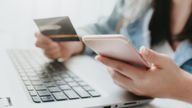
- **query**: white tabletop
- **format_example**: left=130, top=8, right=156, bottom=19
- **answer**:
left=138, top=99, right=192, bottom=108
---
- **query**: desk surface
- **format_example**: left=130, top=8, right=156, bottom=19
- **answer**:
left=138, top=99, right=192, bottom=108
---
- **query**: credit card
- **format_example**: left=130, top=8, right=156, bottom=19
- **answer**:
left=34, top=16, right=80, bottom=42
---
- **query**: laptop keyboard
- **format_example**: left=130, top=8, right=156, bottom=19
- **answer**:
left=8, top=50, right=101, bottom=103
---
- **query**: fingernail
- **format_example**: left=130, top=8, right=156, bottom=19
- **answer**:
left=95, top=55, right=103, bottom=62
left=95, top=55, right=100, bottom=60
left=140, top=46, right=149, bottom=56
left=35, top=33, right=40, bottom=37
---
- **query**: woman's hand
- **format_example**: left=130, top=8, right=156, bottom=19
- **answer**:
left=96, top=47, right=192, bottom=102
left=35, top=32, right=84, bottom=61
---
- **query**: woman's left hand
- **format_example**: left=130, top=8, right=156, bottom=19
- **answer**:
left=96, top=47, right=191, bottom=99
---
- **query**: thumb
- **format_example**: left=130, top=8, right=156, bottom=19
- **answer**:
left=140, top=46, right=167, bottom=67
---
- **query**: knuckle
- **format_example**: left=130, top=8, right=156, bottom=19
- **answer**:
left=61, top=55, right=70, bottom=60
left=111, top=72, right=118, bottom=80
left=115, top=64, right=124, bottom=72
left=107, top=68, right=114, bottom=75
left=166, top=56, right=173, bottom=63
left=61, top=51, right=72, bottom=58
left=113, top=80, right=121, bottom=87
left=35, top=42, right=39, bottom=47
left=35, top=33, right=40, bottom=38
left=134, top=90, right=146, bottom=96
left=148, top=51, right=155, bottom=60
left=132, top=88, right=146, bottom=96
left=44, top=51, right=55, bottom=59
left=161, top=54, right=173, bottom=63
left=50, top=52, right=58, bottom=57
left=137, top=74, right=145, bottom=81
left=52, top=43, right=59, bottom=48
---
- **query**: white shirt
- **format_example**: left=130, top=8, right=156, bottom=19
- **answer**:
left=152, top=41, right=175, bottom=59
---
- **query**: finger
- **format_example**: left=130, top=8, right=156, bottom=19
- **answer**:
left=35, top=32, right=52, bottom=43
left=35, top=32, right=55, bottom=48
left=36, top=39, right=59, bottom=50
left=61, top=47, right=72, bottom=61
left=140, top=46, right=170, bottom=68
left=96, top=55, right=145, bottom=79
left=110, top=70, right=135, bottom=92
left=107, top=67, right=114, bottom=76
left=44, top=49, right=61, bottom=59
left=110, top=69, right=146, bottom=96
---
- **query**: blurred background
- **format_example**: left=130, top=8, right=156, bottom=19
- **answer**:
left=0, top=0, right=116, bottom=49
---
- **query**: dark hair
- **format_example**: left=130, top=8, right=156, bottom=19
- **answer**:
left=149, top=0, right=192, bottom=46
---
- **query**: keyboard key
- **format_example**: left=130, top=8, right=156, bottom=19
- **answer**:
left=52, top=92, right=67, bottom=101
left=88, top=91, right=101, bottom=97
left=64, top=90, right=79, bottom=99
left=32, top=81, right=43, bottom=85
left=20, top=73, right=26, bottom=77
left=74, top=78, right=83, bottom=82
left=21, top=76, right=28, bottom=80
left=37, top=91, right=51, bottom=96
left=32, top=96, right=41, bottom=103
left=53, top=76, right=61, bottom=80
left=60, top=85, right=71, bottom=90
left=25, top=69, right=34, bottom=73
left=24, top=81, right=31, bottom=85
left=29, top=91, right=37, bottom=96
left=26, top=86, right=34, bottom=90
left=51, top=72, right=60, bottom=76
left=45, top=82, right=56, bottom=87
left=68, top=82, right=79, bottom=87
left=34, top=86, right=47, bottom=90
left=78, top=82, right=88, bottom=86
left=68, top=73, right=78, bottom=78
left=48, top=87, right=61, bottom=92
left=41, top=96, right=54, bottom=102
left=83, top=86, right=94, bottom=91
left=38, top=73, right=49, bottom=78
left=26, top=72, right=37, bottom=76
left=56, top=81, right=66, bottom=85
left=73, top=87, right=90, bottom=98
left=41, top=78, right=53, bottom=83
left=29, top=76, right=40, bottom=81
left=61, top=74, right=70, bottom=78
left=64, top=78, right=73, bottom=82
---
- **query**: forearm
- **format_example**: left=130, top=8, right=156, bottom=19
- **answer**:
left=171, top=70, right=192, bottom=103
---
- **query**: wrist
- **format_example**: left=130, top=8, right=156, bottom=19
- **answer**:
left=170, top=70, right=192, bottom=103
left=72, top=42, right=85, bottom=55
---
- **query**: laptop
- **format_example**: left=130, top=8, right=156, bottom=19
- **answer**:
left=0, top=49, right=152, bottom=108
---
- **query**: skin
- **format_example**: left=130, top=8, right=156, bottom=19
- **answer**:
left=171, top=0, right=192, bottom=50
left=171, top=0, right=192, bottom=36
left=35, top=32, right=84, bottom=60
left=35, top=0, right=192, bottom=103
left=95, top=48, right=192, bottom=103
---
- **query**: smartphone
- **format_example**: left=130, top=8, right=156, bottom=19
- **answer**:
left=82, top=35, right=150, bottom=68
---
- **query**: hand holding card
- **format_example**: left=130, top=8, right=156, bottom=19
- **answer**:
left=34, top=16, right=80, bottom=42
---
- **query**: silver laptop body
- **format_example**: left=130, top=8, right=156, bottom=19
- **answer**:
left=0, top=49, right=152, bottom=108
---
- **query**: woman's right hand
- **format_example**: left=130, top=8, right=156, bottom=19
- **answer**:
left=35, top=32, right=84, bottom=61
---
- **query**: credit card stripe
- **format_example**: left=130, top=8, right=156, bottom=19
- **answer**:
left=48, top=34, right=79, bottom=38
left=51, top=37, right=81, bottom=42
